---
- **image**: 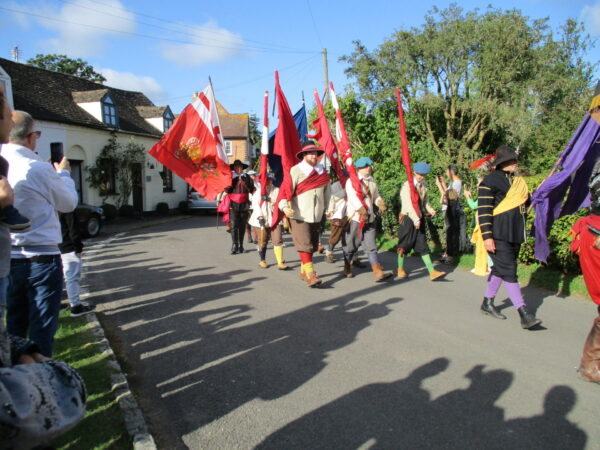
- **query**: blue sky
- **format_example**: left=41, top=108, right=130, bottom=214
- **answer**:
left=1, top=0, right=599, bottom=118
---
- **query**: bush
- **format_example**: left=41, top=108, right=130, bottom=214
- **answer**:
left=118, top=204, right=135, bottom=218
left=101, top=203, right=117, bottom=220
left=156, top=202, right=169, bottom=216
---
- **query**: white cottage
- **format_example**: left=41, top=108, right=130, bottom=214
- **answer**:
left=0, top=57, right=185, bottom=213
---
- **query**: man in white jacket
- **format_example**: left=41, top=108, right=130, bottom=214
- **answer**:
left=3, top=111, right=78, bottom=356
left=343, top=157, right=393, bottom=281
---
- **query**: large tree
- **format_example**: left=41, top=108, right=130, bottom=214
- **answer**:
left=341, top=5, right=594, bottom=166
left=27, top=54, right=106, bottom=83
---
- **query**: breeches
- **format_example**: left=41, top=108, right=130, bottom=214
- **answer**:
left=343, top=221, right=378, bottom=257
left=290, top=219, right=320, bottom=253
left=252, top=225, right=283, bottom=248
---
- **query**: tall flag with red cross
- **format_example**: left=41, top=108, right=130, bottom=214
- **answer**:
left=259, top=91, right=269, bottom=206
left=307, top=88, right=347, bottom=186
left=330, top=82, right=367, bottom=229
left=148, top=81, right=231, bottom=202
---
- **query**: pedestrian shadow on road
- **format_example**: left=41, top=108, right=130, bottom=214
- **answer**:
left=257, top=359, right=587, bottom=450
left=133, top=290, right=403, bottom=446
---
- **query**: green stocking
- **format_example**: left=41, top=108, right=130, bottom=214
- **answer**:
left=421, top=254, right=434, bottom=272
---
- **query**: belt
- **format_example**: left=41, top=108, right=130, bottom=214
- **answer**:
left=11, top=254, right=60, bottom=263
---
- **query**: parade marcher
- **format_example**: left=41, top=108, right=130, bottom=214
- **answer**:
left=224, top=160, right=254, bottom=254
left=477, top=145, right=541, bottom=329
left=249, top=173, right=289, bottom=270
left=397, top=162, right=447, bottom=281
left=279, top=144, right=330, bottom=287
left=435, top=164, right=468, bottom=263
left=342, top=157, right=392, bottom=281
left=324, top=175, right=347, bottom=263
left=570, top=159, right=600, bottom=384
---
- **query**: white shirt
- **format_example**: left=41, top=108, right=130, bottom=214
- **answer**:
left=1, top=143, right=78, bottom=256
left=298, top=160, right=325, bottom=176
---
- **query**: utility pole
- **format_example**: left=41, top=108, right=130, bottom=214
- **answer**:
left=12, top=46, right=19, bottom=63
left=322, top=48, right=329, bottom=103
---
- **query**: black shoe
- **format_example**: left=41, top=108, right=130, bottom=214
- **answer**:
left=518, top=306, right=542, bottom=329
left=352, top=259, right=366, bottom=269
left=480, top=297, right=506, bottom=320
left=70, top=303, right=95, bottom=317
left=231, top=244, right=238, bottom=254
left=238, top=246, right=245, bottom=254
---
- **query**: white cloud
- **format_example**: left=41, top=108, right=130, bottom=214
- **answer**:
left=582, top=1, right=600, bottom=36
left=159, top=20, right=244, bottom=67
left=99, top=68, right=166, bottom=100
left=38, top=0, right=135, bottom=57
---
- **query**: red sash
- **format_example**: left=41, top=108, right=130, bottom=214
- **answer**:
left=229, top=193, right=249, bottom=204
left=295, top=171, right=330, bottom=196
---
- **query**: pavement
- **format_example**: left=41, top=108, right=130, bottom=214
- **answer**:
left=83, top=214, right=599, bottom=449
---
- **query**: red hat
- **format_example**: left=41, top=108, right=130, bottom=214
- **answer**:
left=296, top=144, right=325, bottom=160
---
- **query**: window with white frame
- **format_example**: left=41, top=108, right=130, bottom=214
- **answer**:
left=164, top=110, right=174, bottom=131
left=224, top=140, right=233, bottom=156
left=102, top=95, right=118, bottom=127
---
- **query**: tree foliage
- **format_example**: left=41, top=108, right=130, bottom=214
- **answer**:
left=27, top=54, right=106, bottom=83
left=341, top=5, right=594, bottom=167
left=86, top=133, right=146, bottom=207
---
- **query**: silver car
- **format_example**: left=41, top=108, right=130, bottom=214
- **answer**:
left=187, top=186, right=217, bottom=211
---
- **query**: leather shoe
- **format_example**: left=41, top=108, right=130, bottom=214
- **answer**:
left=480, top=297, right=506, bottom=320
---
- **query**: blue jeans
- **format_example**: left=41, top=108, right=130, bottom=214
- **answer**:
left=0, top=276, right=8, bottom=306
left=6, top=256, right=63, bottom=357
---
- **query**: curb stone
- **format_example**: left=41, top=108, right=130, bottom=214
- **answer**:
left=81, top=232, right=157, bottom=450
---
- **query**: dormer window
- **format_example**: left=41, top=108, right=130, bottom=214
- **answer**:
left=102, top=95, right=118, bottom=127
left=164, top=109, right=174, bottom=132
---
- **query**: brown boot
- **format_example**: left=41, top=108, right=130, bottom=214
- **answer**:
left=306, top=271, right=322, bottom=288
left=317, top=244, right=325, bottom=254
left=429, top=269, right=447, bottom=281
left=343, top=259, right=354, bottom=278
left=579, top=312, right=600, bottom=384
left=397, top=268, right=408, bottom=279
left=299, top=271, right=308, bottom=282
left=372, top=263, right=393, bottom=282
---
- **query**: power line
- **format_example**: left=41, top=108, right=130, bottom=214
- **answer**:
left=51, top=0, right=316, bottom=54
left=0, top=6, right=319, bottom=54
left=153, top=54, right=321, bottom=103
left=306, top=0, right=324, bottom=49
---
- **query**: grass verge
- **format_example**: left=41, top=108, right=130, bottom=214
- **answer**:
left=377, top=235, right=591, bottom=301
left=51, top=310, right=131, bottom=449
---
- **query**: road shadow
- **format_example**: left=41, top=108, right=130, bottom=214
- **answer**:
left=257, top=359, right=587, bottom=450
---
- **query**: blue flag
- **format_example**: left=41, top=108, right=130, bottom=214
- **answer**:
left=268, top=104, right=308, bottom=186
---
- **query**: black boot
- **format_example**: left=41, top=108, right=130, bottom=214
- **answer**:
left=231, top=242, right=238, bottom=254
left=480, top=297, right=506, bottom=320
left=518, top=306, right=542, bottom=329
left=352, top=258, right=366, bottom=269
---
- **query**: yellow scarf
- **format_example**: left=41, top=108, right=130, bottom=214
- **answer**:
left=471, top=176, right=528, bottom=276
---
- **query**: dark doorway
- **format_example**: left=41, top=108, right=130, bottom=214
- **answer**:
left=131, top=163, right=143, bottom=215
left=69, top=159, right=83, bottom=203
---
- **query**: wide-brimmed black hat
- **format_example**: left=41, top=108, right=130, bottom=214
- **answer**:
left=493, top=145, right=518, bottom=168
left=230, top=159, right=248, bottom=170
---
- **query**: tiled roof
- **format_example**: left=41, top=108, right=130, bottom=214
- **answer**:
left=136, top=106, right=167, bottom=118
left=220, top=113, right=249, bottom=138
left=71, top=89, right=108, bottom=103
left=0, top=58, right=163, bottom=138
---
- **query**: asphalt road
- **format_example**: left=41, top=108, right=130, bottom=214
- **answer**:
left=83, top=215, right=599, bottom=450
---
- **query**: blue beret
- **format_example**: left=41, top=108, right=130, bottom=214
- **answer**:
left=413, top=162, right=431, bottom=175
left=355, top=157, right=374, bottom=168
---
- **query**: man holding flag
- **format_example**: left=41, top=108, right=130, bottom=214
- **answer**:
left=279, top=144, right=331, bottom=287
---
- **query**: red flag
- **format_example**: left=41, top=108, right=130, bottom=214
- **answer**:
left=259, top=91, right=269, bottom=206
left=330, top=82, right=367, bottom=228
left=149, top=83, right=231, bottom=202
left=307, top=88, right=347, bottom=186
left=395, top=88, right=421, bottom=218
left=270, top=72, right=303, bottom=229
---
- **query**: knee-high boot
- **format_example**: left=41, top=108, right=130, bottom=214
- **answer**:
left=579, top=309, right=600, bottom=383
